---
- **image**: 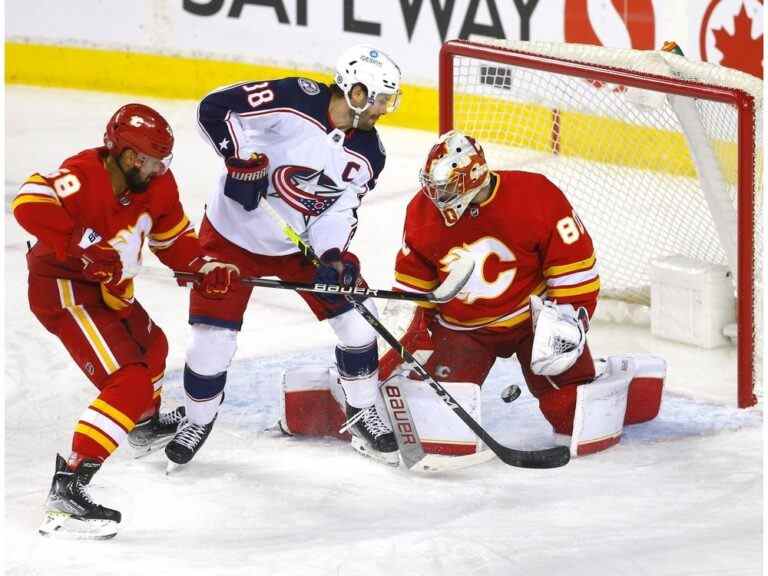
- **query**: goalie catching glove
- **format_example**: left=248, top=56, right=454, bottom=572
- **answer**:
left=529, top=295, right=590, bottom=376
left=223, top=152, right=270, bottom=211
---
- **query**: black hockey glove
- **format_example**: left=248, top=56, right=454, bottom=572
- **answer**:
left=223, top=153, right=269, bottom=211
left=314, top=248, right=364, bottom=304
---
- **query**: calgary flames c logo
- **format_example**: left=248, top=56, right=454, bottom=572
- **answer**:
left=440, top=237, right=517, bottom=305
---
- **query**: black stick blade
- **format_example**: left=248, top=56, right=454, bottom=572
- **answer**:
left=496, top=444, right=571, bottom=469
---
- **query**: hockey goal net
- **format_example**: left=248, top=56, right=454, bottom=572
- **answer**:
left=439, top=39, right=762, bottom=408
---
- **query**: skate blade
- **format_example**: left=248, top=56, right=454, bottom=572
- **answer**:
left=350, top=436, right=400, bottom=467
left=165, top=460, right=186, bottom=475
left=129, top=437, right=175, bottom=460
left=39, top=511, right=118, bottom=540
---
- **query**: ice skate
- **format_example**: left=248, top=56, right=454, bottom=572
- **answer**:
left=165, top=415, right=217, bottom=472
left=128, top=406, right=186, bottom=458
left=343, top=403, right=400, bottom=466
left=39, top=454, right=121, bottom=540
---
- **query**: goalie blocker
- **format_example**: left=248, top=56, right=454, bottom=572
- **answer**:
left=278, top=353, right=665, bottom=458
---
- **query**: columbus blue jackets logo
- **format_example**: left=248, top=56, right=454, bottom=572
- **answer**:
left=271, top=165, right=344, bottom=219
left=297, top=77, right=320, bottom=95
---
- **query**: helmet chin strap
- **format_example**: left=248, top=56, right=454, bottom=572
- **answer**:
left=343, top=90, right=369, bottom=129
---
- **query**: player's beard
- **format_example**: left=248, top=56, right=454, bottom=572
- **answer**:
left=357, top=112, right=379, bottom=131
left=124, top=167, right=151, bottom=192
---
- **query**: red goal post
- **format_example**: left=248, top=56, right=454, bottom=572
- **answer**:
left=438, top=39, right=762, bottom=408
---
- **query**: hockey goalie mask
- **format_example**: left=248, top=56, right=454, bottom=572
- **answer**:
left=104, top=103, right=174, bottom=177
left=335, top=45, right=402, bottom=120
left=419, top=131, right=490, bottom=226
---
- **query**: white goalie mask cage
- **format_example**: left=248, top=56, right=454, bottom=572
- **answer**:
left=419, top=130, right=491, bottom=226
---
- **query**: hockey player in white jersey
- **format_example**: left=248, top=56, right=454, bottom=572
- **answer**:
left=165, top=45, right=403, bottom=466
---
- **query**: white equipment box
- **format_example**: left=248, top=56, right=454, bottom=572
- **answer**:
left=650, top=255, right=736, bottom=349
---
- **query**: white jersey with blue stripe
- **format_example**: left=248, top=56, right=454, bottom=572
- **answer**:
left=198, top=77, right=386, bottom=257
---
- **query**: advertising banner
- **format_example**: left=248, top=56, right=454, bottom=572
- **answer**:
left=7, top=1, right=763, bottom=86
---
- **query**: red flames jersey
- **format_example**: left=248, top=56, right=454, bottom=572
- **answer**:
left=394, top=170, right=600, bottom=332
left=13, top=147, right=201, bottom=311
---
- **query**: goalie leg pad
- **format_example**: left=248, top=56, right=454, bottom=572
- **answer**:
left=280, top=367, right=481, bottom=454
left=550, top=355, right=635, bottom=456
left=391, top=376, right=482, bottom=455
left=280, top=367, right=349, bottom=440
left=623, top=354, right=666, bottom=424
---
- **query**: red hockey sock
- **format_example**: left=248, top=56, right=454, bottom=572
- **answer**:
left=72, top=364, right=154, bottom=461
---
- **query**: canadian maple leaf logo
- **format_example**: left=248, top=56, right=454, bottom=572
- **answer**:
left=713, top=3, right=763, bottom=78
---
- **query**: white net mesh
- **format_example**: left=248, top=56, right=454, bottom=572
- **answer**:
left=446, top=40, right=762, bottom=405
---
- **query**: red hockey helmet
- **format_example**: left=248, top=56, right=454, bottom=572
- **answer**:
left=419, top=130, right=490, bottom=226
left=104, top=103, right=174, bottom=175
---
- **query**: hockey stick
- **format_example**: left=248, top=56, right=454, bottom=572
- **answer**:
left=413, top=449, right=499, bottom=473
left=380, top=373, right=501, bottom=473
left=379, top=375, right=427, bottom=469
left=172, top=269, right=470, bottom=304
left=259, top=201, right=571, bottom=470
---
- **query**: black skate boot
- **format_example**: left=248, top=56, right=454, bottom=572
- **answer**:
left=165, top=415, right=217, bottom=467
left=39, top=454, right=121, bottom=540
left=128, top=406, right=186, bottom=458
left=345, top=403, right=399, bottom=466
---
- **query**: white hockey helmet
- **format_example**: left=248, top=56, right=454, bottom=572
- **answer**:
left=335, top=45, right=402, bottom=117
left=419, top=130, right=490, bottom=226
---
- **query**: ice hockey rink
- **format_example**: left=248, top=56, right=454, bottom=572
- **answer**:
left=4, top=85, right=763, bottom=576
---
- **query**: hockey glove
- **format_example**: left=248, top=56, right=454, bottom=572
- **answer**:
left=529, top=295, right=590, bottom=376
left=223, top=153, right=269, bottom=211
left=313, top=249, right=364, bottom=303
left=69, top=227, right=123, bottom=286
left=188, top=256, right=241, bottom=299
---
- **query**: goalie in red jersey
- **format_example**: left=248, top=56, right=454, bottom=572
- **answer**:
left=379, top=130, right=666, bottom=458
left=12, top=103, right=238, bottom=539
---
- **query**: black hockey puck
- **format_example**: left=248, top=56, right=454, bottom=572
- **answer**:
left=501, top=384, right=522, bottom=403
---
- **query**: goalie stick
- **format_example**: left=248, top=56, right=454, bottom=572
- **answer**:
left=379, top=377, right=426, bottom=469
left=172, top=269, right=470, bottom=304
left=259, top=200, right=571, bottom=470
left=380, top=375, right=500, bottom=473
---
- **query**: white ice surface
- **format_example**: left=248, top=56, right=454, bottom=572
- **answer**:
left=4, top=86, right=763, bottom=576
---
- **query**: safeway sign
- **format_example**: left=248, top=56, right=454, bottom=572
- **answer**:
left=6, top=0, right=764, bottom=84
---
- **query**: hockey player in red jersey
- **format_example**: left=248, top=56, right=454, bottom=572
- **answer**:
left=12, top=103, right=239, bottom=539
left=379, top=130, right=665, bottom=457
